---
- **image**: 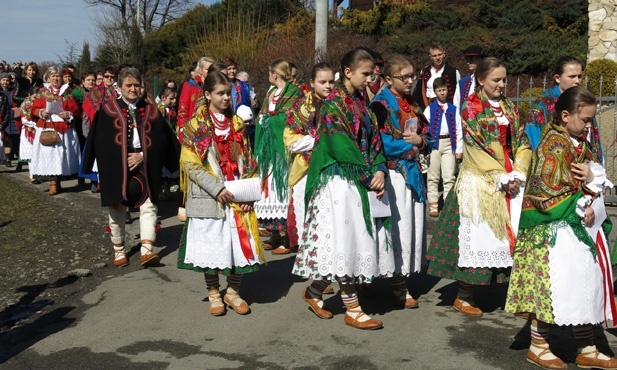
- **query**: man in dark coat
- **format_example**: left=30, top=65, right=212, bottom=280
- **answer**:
left=83, top=67, right=180, bottom=268
left=413, top=43, right=461, bottom=110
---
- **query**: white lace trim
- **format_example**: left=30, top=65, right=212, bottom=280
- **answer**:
left=495, top=170, right=526, bottom=191
left=254, top=169, right=288, bottom=219
left=457, top=214, right=513, bottom=268
left=292, top=176, right=395, bottom=283
left=587, top=161, right=613, bottom=193
left=184, top=208, right=263, bottom=269
left=30, top=126, right=80, bottom=176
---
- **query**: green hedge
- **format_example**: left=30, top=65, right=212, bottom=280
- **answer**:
left=584, top=59, right=617, bottom=98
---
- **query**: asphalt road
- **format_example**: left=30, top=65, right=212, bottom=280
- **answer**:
left=2, top=172, right=617, bottom=370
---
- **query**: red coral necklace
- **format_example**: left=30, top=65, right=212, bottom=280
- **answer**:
left=210, top=111, right=230, bottom=131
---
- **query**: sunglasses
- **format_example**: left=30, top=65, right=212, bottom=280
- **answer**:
left=104, top=74, right=115, bottom=79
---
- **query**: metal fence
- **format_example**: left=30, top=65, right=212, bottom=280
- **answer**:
left=505, top=75, right=617, bottom=203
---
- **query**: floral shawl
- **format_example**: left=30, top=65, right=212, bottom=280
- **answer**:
left=284, top=91, right=321, bottom=187
left=180, top=105, right=257, bottom=182
left=370, top=86, right=432, bottom=202
left=306, top=83, right=387, bottom=237
left=526, top=85, right=603, bottom=163
left=180, top=105, right=263, bottom=262
left=458, top=90, right=531, bottom=241
left=254, top=81, right=302, bottom=199
left=519, top=122, right=596, bottom=254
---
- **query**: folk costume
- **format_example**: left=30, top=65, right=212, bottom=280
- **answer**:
left=293, top=82, right=394, bottom=329
left=158, top=101, right=180, bottom=194
left=177, top=105, right=263, bottom=316
left=82, top=92, right=180, bottom=267
left=293, top=82, right=395, bottom=283
left=79, top=84, right=119, bottom=184
left=253, top=81, right=302, bottom=242
left=370, top=87, right=430, bottom=274
left=506, top=123, right=616, bottom=325
left=177, top=76, right=202, bottom=142
left=426, top=90, right=531, bottom=314
left=18, top=95, right=36, bottom=164
left=423, top=98, right=463, bottom=216
left=0, top=86, right=11, bottom=160
left=1, top=86, right=19, bottom=167
left=12, top=76, right=42, bottom=169
left=453, top=74, right=475, bottom=113
left=505, top=122, right=617, bottom=370
left=230, top=79, right=252, bottom=112
left=413, top=63, right=460, bottom=109
left=526, top=85, right=603, bottom=163
left=283, top=91, right=320, bottom=250
left=29, top=83, right=81, bottom=183
left=370, top=86, right=432, bottom=308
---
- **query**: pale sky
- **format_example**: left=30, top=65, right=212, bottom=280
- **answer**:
left=3, top=0, right=349, bottom=66
left=2, top=0, right=217, bottom=65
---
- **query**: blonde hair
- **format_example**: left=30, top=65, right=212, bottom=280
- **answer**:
left=270, top=59, right=292, bottom=82
left=382, top=54, right=413, bottom=78
left=43, top=66, right=61, bottom=82
left=198, top=57, right=217, bottom=71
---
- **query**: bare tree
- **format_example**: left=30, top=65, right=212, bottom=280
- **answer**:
left=86, top=0, right=194, bottom=68
left=84, top=0, right=194, bottom=36
left=56, top=40, right=79, bottom=66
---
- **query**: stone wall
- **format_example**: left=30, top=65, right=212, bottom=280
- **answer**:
left=588, top=0, right=617, bottom=61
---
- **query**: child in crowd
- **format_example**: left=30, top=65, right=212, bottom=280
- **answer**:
left=283, top=62, right=336, bottom=255
left=293, top=48, right=393, bottom=330
left=506, top=86, right=617, bottom=370
left=423, top=77, right=462, bottom=217
left=370, top=54, right=432, bottom=308
left=157, top=87, right=178, bottom=200
left=157, top=87, right=178, bottom=130
left=177, top=71, right=264, bottom=317
left=253, top=59, right=302, bottom=252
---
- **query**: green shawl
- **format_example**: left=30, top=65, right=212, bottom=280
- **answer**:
left=254, top=81, right=302, bottom=199
left=305, top=85, right=386, bottom=237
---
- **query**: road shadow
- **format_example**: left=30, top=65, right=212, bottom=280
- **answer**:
left=241, top=254, right=305, bottom=305
left=510, top=321, right=616, bottom=365
left=0, top=276, right=80, bottom=364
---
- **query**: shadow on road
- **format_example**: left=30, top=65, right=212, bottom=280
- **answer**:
left=0, top=276, right=80, bottom=364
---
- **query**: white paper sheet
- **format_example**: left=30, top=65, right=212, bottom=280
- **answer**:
left=224, top=178, right=262, bottom=202
left=368, top=190, right=392, bottom=218
left=46, top=101, right=62, bottom=115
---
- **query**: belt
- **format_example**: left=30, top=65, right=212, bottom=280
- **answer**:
left=439, top=135, right=450, bottom=139
left=128, top=148, right=142, bottom=153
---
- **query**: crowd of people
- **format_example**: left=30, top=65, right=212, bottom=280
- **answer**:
left=1, top=43, right=616, bottom=369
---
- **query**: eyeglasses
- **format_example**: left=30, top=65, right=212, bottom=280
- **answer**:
left=392, top=74, right=416, bottom=82
left=104, top=74, right=115, bottom=79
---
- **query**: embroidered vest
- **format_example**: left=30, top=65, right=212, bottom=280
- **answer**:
left=458, top=75, right=473, bottom=108
left=428, top=100, right=457, bottom=152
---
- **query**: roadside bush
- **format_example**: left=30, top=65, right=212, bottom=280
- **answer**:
left=584, top=59, right=617, bottom=98
left=516, top=87, right=545, bottom=120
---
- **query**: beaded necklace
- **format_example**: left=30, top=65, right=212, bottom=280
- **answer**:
left=210, top=111, right=230, bottom=131
left=268, top=88, right=283, bottom=115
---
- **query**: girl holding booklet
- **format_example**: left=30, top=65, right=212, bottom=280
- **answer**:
left=370, top=54, right=433, bottom=309
left=177, top=72, right=264, bottom=317
left=506, top=87, right=617, bottom=370
left=293, top=48, right=394, bottom=330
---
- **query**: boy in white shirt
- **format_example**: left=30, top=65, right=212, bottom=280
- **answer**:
left=423, top=77, right=463, bottom=217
